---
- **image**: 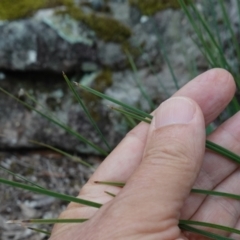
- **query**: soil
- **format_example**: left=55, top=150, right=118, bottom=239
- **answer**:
left=0, top=149, right=102, bottom=240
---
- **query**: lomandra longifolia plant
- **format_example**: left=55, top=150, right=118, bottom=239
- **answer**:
left=1, top=0, right=240, bottom=239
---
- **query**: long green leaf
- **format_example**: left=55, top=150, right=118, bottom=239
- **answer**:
left=125, top=50, right=155, bottom=110
left=209, top=0, right=222, bottom=48
left=77, top=84, right=240, bottom=165
left=179, top=0, right=230, bottom=71
left=219, top=0, right=240, bottom=65
left=111, top=107, right=151, bottom=124
left=0, top=87, right=108, bottom=156
left=0, top=164, right=44, bottom=189
left=104, top=191, right=116, bottom=197
left=28, top=227, right=51, bottom=236
left=0, top=178, right=102, bottom=208
left=13, top=218, right=240, bottom=237
left=75, top=83, right=150, bottom=118
left=63, top=72, right=111, bottom=151
left=94, top=181, right=125, bottom=187
left=152, top=18, right=179, bottom=90
left=179, top=224, right=234, bottom=240
left=191, top=188, right=240, bottom=201
left=138, top=47, right=170, bottom=98
left=189, top=1, right=231, bottom=71
left=179, top=0, right=218, bottom=68
left=95, top=180, right=240, bottom=202
left=180, top=220, right=240, bottom=235
left=7, top=218, right=88, bottom=224
left=206, top=140, right=240, bottom=164
left=29, top=140, right=93, bottom=168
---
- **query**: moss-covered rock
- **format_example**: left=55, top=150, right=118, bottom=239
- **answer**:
left=64, top=5, right=131, bottom=43
left=94, top=69, right=113, bottom=91
left=129, top=0, right=183, bottom=15
left=81, top=69, right=113, bottom=120
left=0, top=0, right=72, bottom=20
left=83, top=14, right=131, bottom=42
left=0, top=0, right=131, bottom=42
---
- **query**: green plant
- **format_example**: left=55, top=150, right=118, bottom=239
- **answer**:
left=1, top=0, right=240, bottom=239
left=179, top=0, right=240, bottom=116
left=1, top=79, right=240, bottom=239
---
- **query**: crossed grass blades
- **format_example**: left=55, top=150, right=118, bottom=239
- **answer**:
left=1, top=75, right=240, bottom=240
left=1, top=0, right=240, bottom=239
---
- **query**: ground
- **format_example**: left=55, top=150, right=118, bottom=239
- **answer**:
left=0, top=149, right=101, bottom=240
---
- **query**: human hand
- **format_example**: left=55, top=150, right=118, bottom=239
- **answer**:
left=50, top=69, right=238, bottom=240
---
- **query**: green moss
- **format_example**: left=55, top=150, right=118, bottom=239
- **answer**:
left=0, top=0, right=72, bottom=20
left=94, top=69, right=112, bottom=91
left=0, top=0, right=131, bottom=42
left=129, top=0, right=184, bottom=15
left=81, top=69, right=113, bottom=120
left=61, top=5, right=131, bottom=43
left=83, top=14, right=131, bottom=42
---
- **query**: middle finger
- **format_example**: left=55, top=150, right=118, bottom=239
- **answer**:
left=181, top=111, right=240, bottom=219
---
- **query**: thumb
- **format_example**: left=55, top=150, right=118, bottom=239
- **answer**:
left=118, top=97, right=205, bottom=234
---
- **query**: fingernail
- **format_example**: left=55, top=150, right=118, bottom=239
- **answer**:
left=155, top=97, right=196, bottom=128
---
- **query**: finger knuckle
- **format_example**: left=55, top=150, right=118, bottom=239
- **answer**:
left=145, top=137, right=194, bottom=171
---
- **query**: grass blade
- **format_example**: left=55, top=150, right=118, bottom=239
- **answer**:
left=0, top=178, right=102, bottom=208
left=179, top=224, right=234, bottom=240
left=238, top=0, right=240, bottom=28
left=63, top=72, right=111, bottom=151
left=111, top=106, right=151, bottom=124
left=209, top=0, right=222, bottom=48
left=8, top=218, right=88, bottom=224
left=0, top=87, right=108, bottom=156
left=75, top=83, right=151, bottom=118
left=0, top=164, right=45, bottom=189
left=206, top=140, right=240, bottom=164
left=28, top=227, right=51, bottom=236
left=124, top=114, right=137, bottom=128
left=228, top=96, right=240, bottom=116
left=29, top=140, right=93, bottom=168
left=77, top=84, right=240, bottom=165
left=152, top=18, right=179, bottom=90
left=12, top=217, right=240, bottom=237
left=219, top=0, right=240, bottom=64
left=94, top=181, right=124, bottom=187
left=138, top=47, right=170, bottom=98
left=180, top=220, right=240, bottom=235
left=192, top=188, right=240, bottom=201
left=116, top=109, right=240, bottom=165
left=104, top=191, right=116, bottom=197
left=13, top=218, right=240, bottom=237
left=189, top=1, right=231, bottom=71
left=125, top=50, right=155, bottom=110
left=95, top=181, right=240, bottom=202
left=179, top=0, right=230, bottom=71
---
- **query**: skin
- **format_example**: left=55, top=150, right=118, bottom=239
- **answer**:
left=50, top=68, right=240, bottom=239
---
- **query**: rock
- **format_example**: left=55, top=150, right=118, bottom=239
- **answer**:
left=0, top=1, right=161, bottom=72
left=0, top=1, right=196, bottom=154
left=0, top=72, right=125, bottom=154
left=97, top=41, right=127, bottom=68
left=1, top=0, right=238, bottom=154
left=0, top=11, right=97, bottom=72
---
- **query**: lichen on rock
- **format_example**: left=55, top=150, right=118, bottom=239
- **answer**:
left=0, top=0, right=131, bottom=43
left=82, top=14, right=131, bottom=42
left=62, top=5, right=132, bottom=43
left=0, top=0, right=72, bottom=20
left=129, top=0, right=182, bottom=15
left=81, top=69, right=113, bottom=120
